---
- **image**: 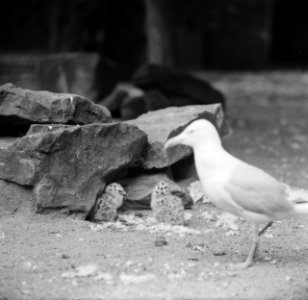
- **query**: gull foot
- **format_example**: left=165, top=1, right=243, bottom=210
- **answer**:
left=230, top=260, right=253, bottom=270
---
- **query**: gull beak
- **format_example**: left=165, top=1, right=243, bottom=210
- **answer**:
left=164, top=132, right=186, bottom=149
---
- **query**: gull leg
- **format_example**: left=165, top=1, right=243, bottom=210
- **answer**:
left=235, top=225, right=259, bottom=269
left=258, top=221, right=273, bottom=236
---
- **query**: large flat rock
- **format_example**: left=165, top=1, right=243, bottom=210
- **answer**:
left=0, top=123, right=147, bottom=215
left=0, top=83, right=111, bottom=135
left=126, top=104, right=228, bottom=169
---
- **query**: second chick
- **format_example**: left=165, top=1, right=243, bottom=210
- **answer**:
left=151, top=181, right=185, bottom=225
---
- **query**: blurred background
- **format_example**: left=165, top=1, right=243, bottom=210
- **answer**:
left=0, top=0, right=308, bottom=110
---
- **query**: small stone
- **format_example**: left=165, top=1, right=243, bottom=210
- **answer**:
left=187, top=257, right=199, bottom=262
left=94, top=272, right=113, bottom=282
left=264, top=233, right=274, bottom=239
left=186, top=242, right=193, bottom=248
left=285, top=276, right=291, bottom=281
left=0, top=83, right=111, bottom=132
left=227, top=272, right=237, bottom=277
left=119, top=273, right=156, bottom=285
left=213, top=250, right=226, bottom=256
left=74, top=263, right=98, bottom=277
left=270, top=259, right=277, bottom=264
left=154, top=235, right=168, bottom=247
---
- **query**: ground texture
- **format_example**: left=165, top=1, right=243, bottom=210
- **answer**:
left=1, top=71, right=308, bottom=300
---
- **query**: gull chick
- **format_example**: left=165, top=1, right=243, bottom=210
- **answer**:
left=151, top=181, right=185, bottom=225
left=165, top=119, right=308, bottom=268
left=92, top=183, right=127, bottom=222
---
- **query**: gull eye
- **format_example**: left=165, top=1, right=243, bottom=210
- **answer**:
left=187, top=129, right=194, bottom=134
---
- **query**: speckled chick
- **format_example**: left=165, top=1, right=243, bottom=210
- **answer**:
left=151, top=181, right=185, bottom=225
left=92, top=183, right=127, bottom=222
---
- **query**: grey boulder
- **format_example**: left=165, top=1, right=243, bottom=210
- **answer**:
left=0, top=123, right=147, bottom=215
left=0, top=83, right=111, bottom=135
left=127, top=104, right=228, bottom=169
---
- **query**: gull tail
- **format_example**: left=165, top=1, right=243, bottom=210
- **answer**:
left=294, top=203, right=308, bottom=216
left=286, top=185, right=308, bottom=204
left=286, top=185, right=308, bottom=217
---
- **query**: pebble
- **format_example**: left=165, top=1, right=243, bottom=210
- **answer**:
left=154, top=235, right=168, bottom=247
left=285, top=276, right=291, bottom=281
left=213, top=250, right=226, bottom=256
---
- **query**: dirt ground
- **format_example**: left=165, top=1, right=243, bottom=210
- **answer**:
left=1, top=71, right=308, bottom=300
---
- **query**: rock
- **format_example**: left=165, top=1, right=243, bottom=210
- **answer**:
left=213, top=250, right=226, bottom=256
left=0, top=83, right=112, bottom=135
left=132, top=64, right=225, bottom=109
left=154, top=235, right=168, bottom=247
left=0, top=179, right=34, bottom=216
left=0, top=148, right=43, bottom=186
left=126, top=104, right=228, bottom=169
left=120, top=171, right=193, bottom=209
left=0, top=123, right=147, bottom=215
left=27, top=124, right=75, bottom=135
left=0, top=136, right=43, bottom=186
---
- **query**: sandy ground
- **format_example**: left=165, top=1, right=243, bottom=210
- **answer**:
left=1, top=71, right=308, bottom=300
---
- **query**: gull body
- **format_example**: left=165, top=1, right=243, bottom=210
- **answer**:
left=165, top=119, right=308, bottom=267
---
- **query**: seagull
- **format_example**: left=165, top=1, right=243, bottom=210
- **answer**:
left=165, top=119, right=308, bottom=268
left=91, top=183, right=127, bottom=222
left=151, top=181, right=185, bottom=225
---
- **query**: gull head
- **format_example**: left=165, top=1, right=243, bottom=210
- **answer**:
left=105, top=182, right=127, bottom=207
left=152, top=181, right=170, bottom=198
left=164, top=119, right=221, bottom=150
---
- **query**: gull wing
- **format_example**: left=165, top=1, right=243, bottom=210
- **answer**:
left=225, top=161, right=293, bottom=217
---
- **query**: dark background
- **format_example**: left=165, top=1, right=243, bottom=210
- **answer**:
left=1, top=0, right=308, bottom=68
left=1, top=0, right=308, bottom=102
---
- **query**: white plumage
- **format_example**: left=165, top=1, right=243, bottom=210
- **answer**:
left=165, top=119, right=308, bottom=268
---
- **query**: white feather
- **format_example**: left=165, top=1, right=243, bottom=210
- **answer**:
left=165, top=119, right=308, bottom=223
left=165, top=119, right=308, bottom=268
